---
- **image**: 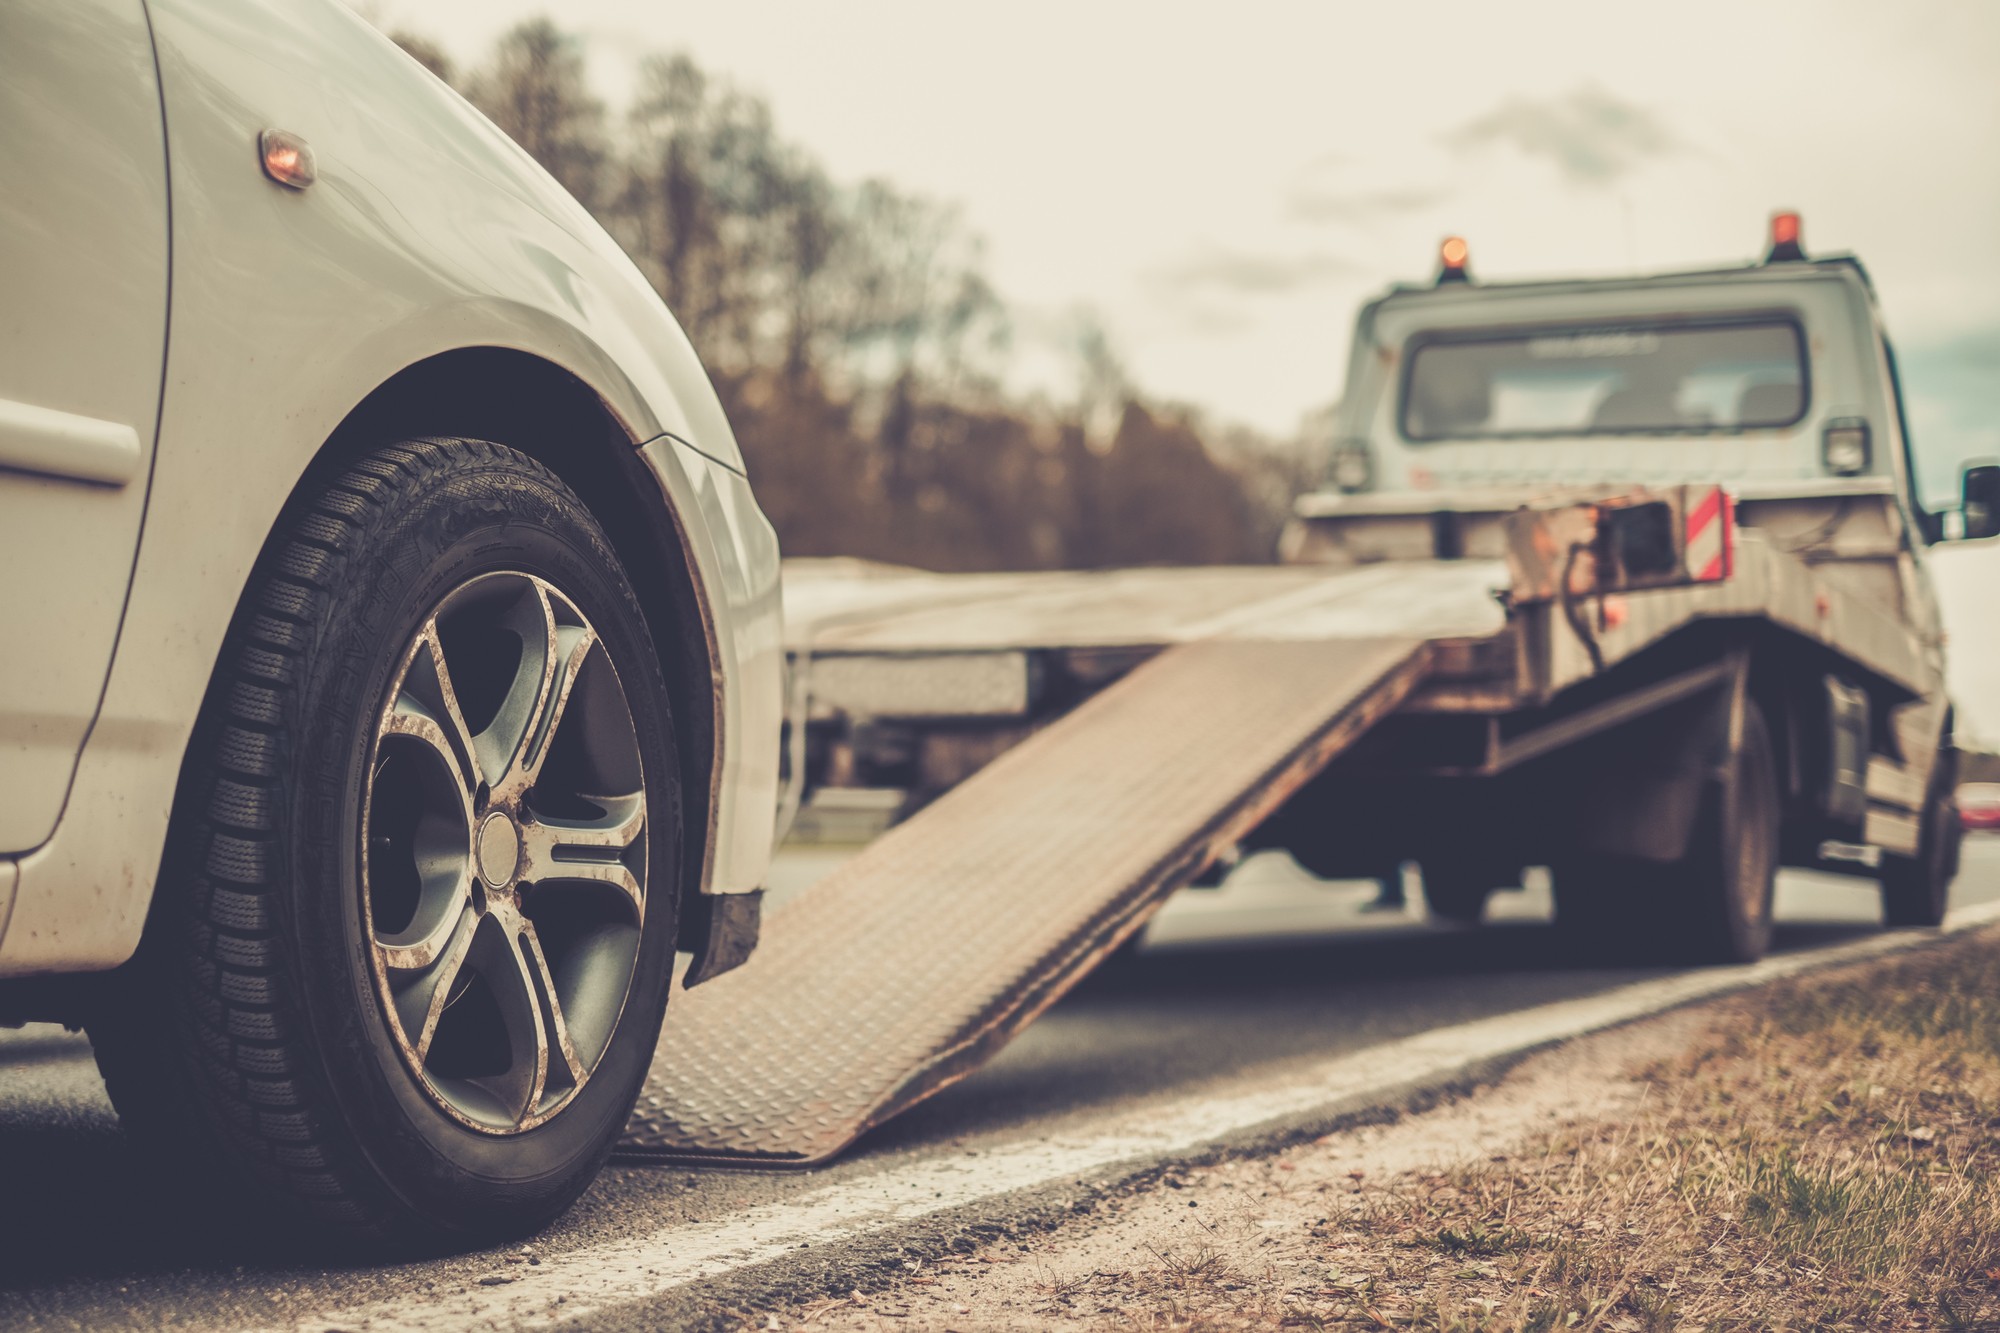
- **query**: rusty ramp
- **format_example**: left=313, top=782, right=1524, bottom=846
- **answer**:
left=618, top=635, right=1430, bottom=1165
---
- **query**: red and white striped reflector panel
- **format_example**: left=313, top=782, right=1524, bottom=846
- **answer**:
left=1683, top=486, right=1734, bottom=583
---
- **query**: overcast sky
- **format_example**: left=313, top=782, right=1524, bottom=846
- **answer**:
left=383, top=1, right=2000, bottom=483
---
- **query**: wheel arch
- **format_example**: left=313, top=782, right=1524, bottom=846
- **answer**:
left=319, top=348, right=722, bottom=933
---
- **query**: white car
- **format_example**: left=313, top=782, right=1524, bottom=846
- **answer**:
left=0, top=0, right=783, bottom=1245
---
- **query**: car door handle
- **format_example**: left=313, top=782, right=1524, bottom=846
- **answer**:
left=0, top=396, right=142, bottom=486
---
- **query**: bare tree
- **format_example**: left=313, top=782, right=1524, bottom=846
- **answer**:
left=467, top=19, right=608, bottom=211
left=388, top=15, right=1286, bottom=575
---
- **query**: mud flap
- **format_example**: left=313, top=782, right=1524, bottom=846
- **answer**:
left=1566, top=650, right=1748, bottom=864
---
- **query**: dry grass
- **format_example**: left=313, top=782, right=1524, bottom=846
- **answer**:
left=1295, top=932, right=2000, bottom=1331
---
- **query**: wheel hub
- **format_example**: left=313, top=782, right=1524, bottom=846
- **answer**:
left=475, top=810, right=521, bottom=888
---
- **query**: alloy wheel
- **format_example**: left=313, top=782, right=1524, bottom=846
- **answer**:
left=362, top=572, right=648, bottom=1133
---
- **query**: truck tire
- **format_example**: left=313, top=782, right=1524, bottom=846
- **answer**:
left=1670, top=697, right=1780, bottom=963
left=1881, top=749, right=1960, bottom=928
left=1552, top=698, right=1779, bottom=964
left=89, top=440, right=682, bottom=1251
left=1420, top=860, right=1500, bottom=925
left=1548, top=853, right=1658, bottom=958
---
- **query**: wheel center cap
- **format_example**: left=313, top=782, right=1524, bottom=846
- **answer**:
left=476, top=811, right=520, bottom=887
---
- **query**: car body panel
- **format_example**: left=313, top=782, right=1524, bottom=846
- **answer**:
left=0, top=0, right=171, bottom=851
left=0, top=0, right=781, bottom=976
left=649, top=440, right=786, bottom=893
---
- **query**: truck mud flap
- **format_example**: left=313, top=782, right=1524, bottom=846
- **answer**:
left=618, top=636, right=1431, bottom=1165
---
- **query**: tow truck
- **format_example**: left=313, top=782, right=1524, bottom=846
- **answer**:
left=617, top=214, right=2000, bottom=1167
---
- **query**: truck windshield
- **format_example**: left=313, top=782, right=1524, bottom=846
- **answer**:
left=1401, top=319, right=1807, bottom=440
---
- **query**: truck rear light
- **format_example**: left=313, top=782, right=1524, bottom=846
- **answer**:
left=1821, top=418, right=1871, bottom=475
left=1328, top=441, right=1374, bottom=493
left=1437, top=236, right=1471, bottom=284
left=1766, top=210, right=1805, bottom=262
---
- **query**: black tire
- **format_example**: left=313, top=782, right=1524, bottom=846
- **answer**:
left=1552, top=698, right=1779, bottom=965
left=1548, top=853, right=1661, bottom=960
left=89, top=439, right=682, bottom=1251
left=1420, top=861, right=1499, bottom=925
left=1881, top=747, right=1960, bottom=928
left=1671, top=698, right=1780, bottom=964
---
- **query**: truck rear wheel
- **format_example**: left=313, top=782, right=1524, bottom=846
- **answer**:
left=1670, top=698, right=1779, bottom=963
left=1419, top=860, right=1502, bottom=925
left=1881, top=749, right=1960, bottom=928
left=1552, top=698, right=1778, bottom=964
left=1548, top=854, right=1657, bottom=957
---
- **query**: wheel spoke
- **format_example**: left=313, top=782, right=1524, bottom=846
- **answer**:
left=417, top=624, right=486, bottom=793
left=366, top=727, right=473, bottom=965
left=488, top=915, right=553, bottom=1126
left=380, top=694, right=478, bottom=809
left=478, top=586, right=560, bottom=801
left=520, top=624, right=597, bottom=791
left=519, top=791, right=646, bottom=920
left=376, top=873, right=475, bottom=972
left=517, top=922, right=586, bottom=1099
left=377, top=900, right=478, bottom=1064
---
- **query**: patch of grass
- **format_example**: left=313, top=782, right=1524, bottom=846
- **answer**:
left=1371, top=928, right=2000, bottom=1330
left=1426, top=1224, right=1528, bottom=1258
left=1144, top=1241, right=1235, bottom=1287
left=1036, top=1264, right=1097, bottom=1304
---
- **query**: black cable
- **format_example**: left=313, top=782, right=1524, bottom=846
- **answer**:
left=1558, top=540, right=1605, bottom=673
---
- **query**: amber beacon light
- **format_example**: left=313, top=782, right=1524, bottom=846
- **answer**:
left=1766, top=209, right=1804, bottom=262
left=259, top=128, right=317, bottom=190
left=1437, top=235, right=1471, bottom=284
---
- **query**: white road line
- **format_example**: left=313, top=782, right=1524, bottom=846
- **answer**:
left=269, top=900, right=2000, bottom=1332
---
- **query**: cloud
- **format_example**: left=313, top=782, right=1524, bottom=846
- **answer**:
left=1446, top=85, right=1677, bottom=185
left=1144, top=246, right=1358, bottom=299
left=1287, top=185, right=1448, bottom=226
left=1176, top=304, right=1259, bottom=336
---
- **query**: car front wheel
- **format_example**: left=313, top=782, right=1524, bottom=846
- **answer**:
left=90, top=439, right=681, bottom=1249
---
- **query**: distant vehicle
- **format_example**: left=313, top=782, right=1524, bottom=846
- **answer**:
left=776, top=216, right=1998, bottom=975
left=1960, top=784, right=2000, bottom=831
left=0, top=0, right=781, bottom=1247
left=1277, top=212, right=1996, bottom=944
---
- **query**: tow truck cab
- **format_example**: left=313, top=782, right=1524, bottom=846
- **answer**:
left=1330, top=232, right=1917, bottom=494
left=1291, top=215, right=1998, bottom=647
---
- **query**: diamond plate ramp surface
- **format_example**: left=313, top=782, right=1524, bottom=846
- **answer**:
left=620, top=636, right=1430, bottom=1164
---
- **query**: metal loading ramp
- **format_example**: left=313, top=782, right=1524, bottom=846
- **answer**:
left=619, top=635, right=1431, bottom=1165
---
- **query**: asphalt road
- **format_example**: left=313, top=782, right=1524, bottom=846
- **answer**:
left=3, top=838, right=1996, bottom=1330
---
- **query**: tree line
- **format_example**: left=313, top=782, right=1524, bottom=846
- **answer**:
left=391, top=20, right=1310, bottom=571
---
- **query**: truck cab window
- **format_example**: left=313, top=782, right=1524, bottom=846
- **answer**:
left=1402, top=320, right=1808, bottom=441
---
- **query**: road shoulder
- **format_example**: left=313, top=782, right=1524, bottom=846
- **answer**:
left=760, top=926, right=2000, bottom=1331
